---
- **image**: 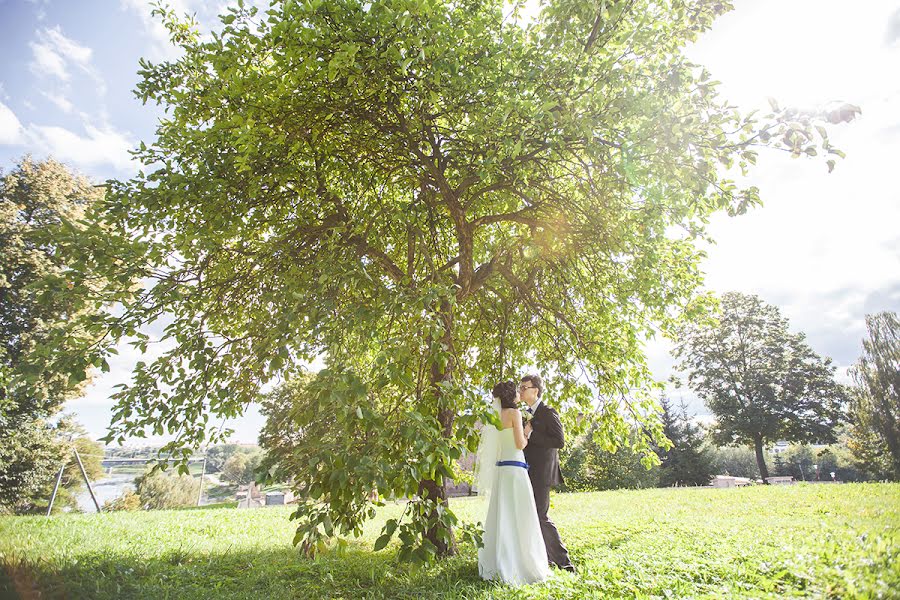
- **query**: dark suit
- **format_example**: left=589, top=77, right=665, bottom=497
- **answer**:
left=522, top=401, right=573, bottom=570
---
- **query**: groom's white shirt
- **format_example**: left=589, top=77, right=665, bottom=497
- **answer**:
left=527, top=399, right=542, bottom=413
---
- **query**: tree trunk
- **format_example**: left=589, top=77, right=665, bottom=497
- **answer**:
left=753, top=435, right=770, bottom=482
left=420, top=298, right=457, bottom=557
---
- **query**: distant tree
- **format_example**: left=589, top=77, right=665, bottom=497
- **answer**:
left=135, top=469, right=199, bottom=510
left=220, top=450, right=262, bottom=486
left=769, top=441, right=869, bottom=482
left=560, top=425, right=659, bottom=492
left=708, top=445, right=760, bottom=479
left=205, top=444, right=242, bottom=473
left=257, top=374, right=314, bottom=486
left=657, top=396, right=714, bottom=487
left=674, top=292, right=846, bottom=480
left=0, top=157, right=109, bottom=512
left=220, top=454, right=248, bottom=485
left=847, top=312, right=900, bottom=480
left=39, top=429, right=105, bottom=514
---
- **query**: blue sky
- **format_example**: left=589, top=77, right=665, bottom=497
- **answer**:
left=1, top=0, right=899, bottom=445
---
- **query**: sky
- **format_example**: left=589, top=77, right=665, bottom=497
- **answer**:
left=1, top=0, right=898, bottom=445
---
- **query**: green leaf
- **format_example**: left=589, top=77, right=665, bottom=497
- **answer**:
left=373, top=534, right=391, bottom=551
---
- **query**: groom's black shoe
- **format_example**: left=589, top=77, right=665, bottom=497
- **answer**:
left=550, top=562, right=577, bottom=573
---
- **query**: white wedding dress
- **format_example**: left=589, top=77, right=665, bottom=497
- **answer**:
left=477, top=426, right=551, bottom=585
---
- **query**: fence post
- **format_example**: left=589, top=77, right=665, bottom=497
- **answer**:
left=46, top=463, right=66, bottom=516
left=73, top=446, right=101, bottom=513
left=196, top=458, right=207, bottom=506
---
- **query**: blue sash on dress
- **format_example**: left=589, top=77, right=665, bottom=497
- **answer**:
left=496, top=460, right=529, bottom=469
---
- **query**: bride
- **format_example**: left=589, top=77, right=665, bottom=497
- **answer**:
left=476, top=381, right=551, bottom=585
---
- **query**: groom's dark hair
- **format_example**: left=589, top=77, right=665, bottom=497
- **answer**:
left=492, top=381, right=518, bottom=409
left=519, top=373, right=544, bottom=398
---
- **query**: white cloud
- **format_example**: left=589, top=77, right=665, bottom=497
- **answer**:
left=29, top=37, right=70, bottom=81
left=28, top=26, right=107, bottom=95
left=27, top=121, right=135, bottom=172
left=0, top=101, right=25, bottom=145
left=41, top=91, right=74, bottom=114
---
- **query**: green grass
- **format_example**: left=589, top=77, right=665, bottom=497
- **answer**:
left=1, top=484, right=897, bottom=599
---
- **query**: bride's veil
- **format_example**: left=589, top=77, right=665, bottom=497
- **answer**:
left=473, top=397, right=502, bottom=497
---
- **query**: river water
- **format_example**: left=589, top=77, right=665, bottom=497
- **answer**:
left=75, top=473, right=136, bottom=512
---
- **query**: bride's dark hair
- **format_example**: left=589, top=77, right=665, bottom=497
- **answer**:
left=492, top=381, right=518, bottom=409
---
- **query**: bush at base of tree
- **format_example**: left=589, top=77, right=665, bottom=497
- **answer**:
left=103, top=490, right=142, bottom=511
left=560, top=426, right=659, bottom=492
left=134, top=469, right=199, bottom=510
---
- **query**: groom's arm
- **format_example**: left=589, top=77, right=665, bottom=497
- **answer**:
left=527, top=406, right=564, bottom=449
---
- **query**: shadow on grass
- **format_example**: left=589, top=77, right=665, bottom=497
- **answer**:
left=1, top=543, right=506, bottom=600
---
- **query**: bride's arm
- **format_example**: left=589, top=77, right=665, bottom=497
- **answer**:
left=512, top=409, right=528, bottom=450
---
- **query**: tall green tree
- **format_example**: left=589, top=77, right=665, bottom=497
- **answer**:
left=1, top=156, right=104, bottom=424
left=0, top=157, right=107, bottom=513
left=847, top=312, right=900, bottom=480
left=674, top=292, right=846, bottom=480
left=49, top=1, right=856, bottom=558
left=656, top=396, right=713, bottom=487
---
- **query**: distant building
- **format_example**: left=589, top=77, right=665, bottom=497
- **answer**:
left=770, top=440, right=790, bottom=455
left=711, top=475, right=754, bottom=488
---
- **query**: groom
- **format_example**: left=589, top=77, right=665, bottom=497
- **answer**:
left=520, top=373, right=575, bottom=573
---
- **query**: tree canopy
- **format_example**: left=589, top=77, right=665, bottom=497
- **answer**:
left=0, top=157, right=107, bottom=514
left=40, top=0, right=857, bottom=557
left=1, top=157, right=104, bottom=424
left=673, top=292, right=846, bottom=480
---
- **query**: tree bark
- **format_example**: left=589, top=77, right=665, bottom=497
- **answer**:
left=419, top=298, right=457, bottom=557
left=753, top=434, right=770, bottom=482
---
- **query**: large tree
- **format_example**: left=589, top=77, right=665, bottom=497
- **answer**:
left=673, top=292, right=846, bottom=480
left=44, top=1, right=856, bottom=557
left=1, top=156, right=104, bottom=424
left=847, top=312, right=900, bottom=480
left=0, top=157, right=106, bottom=512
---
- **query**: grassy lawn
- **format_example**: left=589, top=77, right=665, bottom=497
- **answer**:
left=1, top=484, right=897, bottom=599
